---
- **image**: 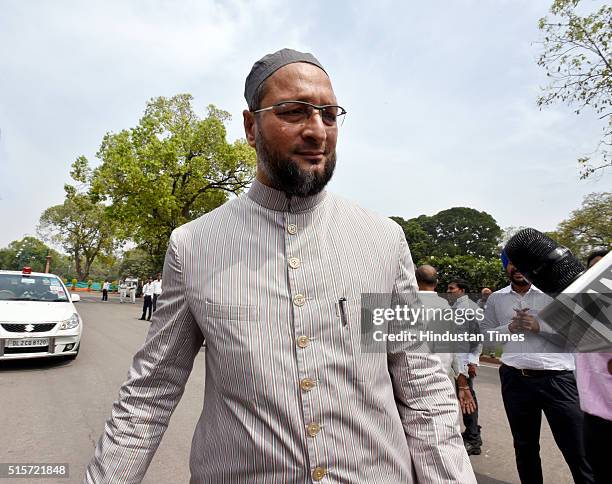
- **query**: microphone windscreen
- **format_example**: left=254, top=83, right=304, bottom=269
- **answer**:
left=504, top=228, right=585, bottom=295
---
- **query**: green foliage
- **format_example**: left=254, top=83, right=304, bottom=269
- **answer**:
left=118, top=248, right=158, bottom=281
left=393, top=207, right=502, bottom=260
left=418, top=208, right=502, bottom=258
left=422, top=255, right=508, bottom=292
left=538, top=0, right=612, bottom=178
left=38, top=191, right=116, bottom=281
left=0, top=237, right=73, bottom=277
left=548, top=191, right=611, bottom=260
left=393, top=208, right=504, bottom=291
left=390, top=217, right=434, bottom=263
left=89, top=94, right=257, bottom=267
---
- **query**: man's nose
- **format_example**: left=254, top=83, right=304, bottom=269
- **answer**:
left=301, top=109, right=327, bottom=143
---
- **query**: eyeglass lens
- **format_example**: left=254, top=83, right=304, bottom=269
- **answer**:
left=272, top=102, right=344, bottom=125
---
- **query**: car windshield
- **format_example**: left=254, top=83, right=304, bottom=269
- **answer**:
left=0, top=274, right=69, bottom=302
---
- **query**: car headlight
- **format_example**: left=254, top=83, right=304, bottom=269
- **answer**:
left=60, top=313, right=80, bottom=330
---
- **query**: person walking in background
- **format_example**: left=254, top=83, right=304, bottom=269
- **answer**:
left=118, top=281, right=127, bottom=303
left=415, top=265, right=476, bottom=416
left=139, top=277, right=154, bottom=321
left=129, top=283, right=136, bottom=304
left=447, top=277, right=483, bottom=455
left=481, top=254, right=593, bottom=484
left=101, top=280, right=110, bottom=301
left=477, top=287, right=492, bottom=309
left=576, top=249, right=611, bottom=484
left=152, top=273, right=162, bottom=312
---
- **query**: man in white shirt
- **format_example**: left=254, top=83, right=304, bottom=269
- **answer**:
left=101, top=280, right=110, bottom=301
left=481, top=258, right=593, bottom=484
left=152, top=273, right=162, bottom=312
left=139, top=277, right=154, bottom=321
left=415, top=266, right=476, bottom=417
left=447, top=278, right=483, bottom=455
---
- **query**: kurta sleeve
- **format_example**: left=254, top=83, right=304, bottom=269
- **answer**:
left=387, top=225, right=476, bottom=483
left=84, top=230, right=204, bottom=484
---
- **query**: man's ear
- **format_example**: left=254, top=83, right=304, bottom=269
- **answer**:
left=243, top=110, right=257, bottom=148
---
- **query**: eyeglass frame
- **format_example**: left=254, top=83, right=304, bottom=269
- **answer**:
left=251, top=100, right=347, bottom=126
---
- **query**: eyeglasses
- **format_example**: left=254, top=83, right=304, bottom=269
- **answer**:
left=252, top=100, right=347, bottom=126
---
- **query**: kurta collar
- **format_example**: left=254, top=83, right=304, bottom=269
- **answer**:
left=247, top=178, right=327, bottom=213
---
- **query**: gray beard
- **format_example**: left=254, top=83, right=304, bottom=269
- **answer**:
left=255, top=129, right=336, bottom=197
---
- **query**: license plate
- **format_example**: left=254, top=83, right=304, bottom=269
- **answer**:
left=7, top=338, right=49, bottom=347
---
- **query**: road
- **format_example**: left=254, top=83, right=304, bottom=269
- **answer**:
left=0, top=295, right=574, bottom=484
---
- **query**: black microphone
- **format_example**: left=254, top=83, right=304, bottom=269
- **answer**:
left=504, top=228, right=586, bottom=297
left=504, top=228, right=611, bottom=351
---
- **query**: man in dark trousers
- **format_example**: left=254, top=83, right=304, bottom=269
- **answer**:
left=481, top=256, right=594, bottom=484
left=139, top=277, right=154, bottom=321
left=447, top=277, right=483, bottom=455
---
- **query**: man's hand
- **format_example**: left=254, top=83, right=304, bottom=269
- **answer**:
left=467, top=363, right=477, bottom=378
left=457, top=374, right=476, bottom=415
left=458, top=387, right=476, bottom=414
left=510, top=308, right=540, bottom=334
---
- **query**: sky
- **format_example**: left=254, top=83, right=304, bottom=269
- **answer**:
left=1, top=0, right=610, bottom=249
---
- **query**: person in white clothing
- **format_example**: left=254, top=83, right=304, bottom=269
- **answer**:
left=415, top=265, right=475, bottom=416
left=447, top=277, right=483, bottom=455
left=152, top=273, right=162, bottom=312
left=140, top=277, right=154, bottom=321
left=118, top=281, right=127, bottom=303
left=480, top=255, right=593, bottom=484
left=101, top=280, right=110, bottom=301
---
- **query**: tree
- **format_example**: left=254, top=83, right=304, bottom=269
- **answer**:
left=418, top=208, right=501, bottom=259
left=117, top=248, right=158, bottom=281
left=549, top=191, right=612, bottom=260
left=390, top=216, right=434, bottom=264
left=0, top=237, right=72, bottom=277
left=393, top=208, right=502, bottom=261
left=90, top=94, right=257, bottom=268
left=537, top=0, right=612, bottom=178
left=38, top=192, right=117, bottom=281
left=422, top=255, right=508, bottom=292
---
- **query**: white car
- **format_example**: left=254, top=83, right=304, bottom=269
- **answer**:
left=0, top=268, right=82, bottom=361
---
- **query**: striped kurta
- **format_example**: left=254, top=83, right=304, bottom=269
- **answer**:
left=85, top=180, right=475, bottom=483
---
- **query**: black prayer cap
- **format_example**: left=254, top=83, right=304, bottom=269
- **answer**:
left=244, top=48, right=327, bottom=109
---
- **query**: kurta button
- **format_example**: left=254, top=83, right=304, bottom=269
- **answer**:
left=293, top=294, right=306, bottom=307
left=307, top=422, right=321, bottom=437
left=297, top=335, right=310, bottom=348
left=312, top=466, right=327, bottom=481
left=300, top=378, right=316, bottom=391
left=287, top=223, right=298, bottom=235
left=288, top=257, right=301, bottom=269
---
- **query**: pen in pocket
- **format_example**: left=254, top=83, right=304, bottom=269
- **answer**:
left=338, top=297, right=348, bottom=327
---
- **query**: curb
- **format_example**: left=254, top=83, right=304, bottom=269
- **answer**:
left=479, top=355, right=501, bottom=365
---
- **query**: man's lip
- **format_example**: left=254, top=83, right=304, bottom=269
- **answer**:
left=296, top=151, right=325, bottom=156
